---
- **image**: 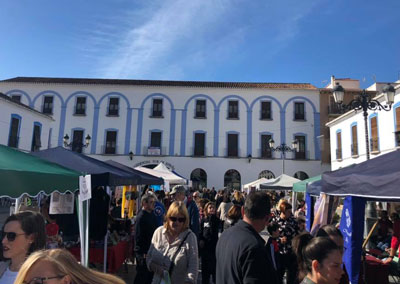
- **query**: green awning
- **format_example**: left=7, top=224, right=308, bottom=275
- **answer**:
left=292, top=175, right=321, bottom=193
left=0, top=145, right=81, bottom=198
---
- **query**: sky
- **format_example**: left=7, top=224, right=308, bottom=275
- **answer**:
left=0, top=0, right=399, bottom=88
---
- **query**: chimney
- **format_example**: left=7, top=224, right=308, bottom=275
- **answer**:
left=331, top=75, right=335, bottom=88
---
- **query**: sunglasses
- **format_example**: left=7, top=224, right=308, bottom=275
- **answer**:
left=23, top=275, right=65, bottom=284
left=1, top=231, right=25, bottom=242
left=169, top=217, right=186, bottom=223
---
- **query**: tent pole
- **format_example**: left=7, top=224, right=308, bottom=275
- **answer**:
left=85, top=199, right=90, bottom=267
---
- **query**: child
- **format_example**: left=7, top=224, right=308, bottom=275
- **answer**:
left=199, top=201, right=220, bottom=284
left=267, top=222, right=280, bottom=272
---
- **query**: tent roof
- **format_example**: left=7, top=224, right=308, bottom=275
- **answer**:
left=292, top=175, right=321, bottom=193
left=243, top=178, right=271, bottom=190
left=32, top=147, right=150, bottom=186
left=135, top=163, right=186, bottom=184
left=322, top=150, right=400, bottom=200
left=104, top=160, right=163, bottom=185
left=260, top=174, right=300, bottom=190
left=0, top=145, right=81, bottom=198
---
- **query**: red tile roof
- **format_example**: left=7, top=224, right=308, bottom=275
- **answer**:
left=1, top=77, right=317, bottom=90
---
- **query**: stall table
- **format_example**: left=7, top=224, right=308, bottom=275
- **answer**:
left=68, top=241, right=128, bottom=273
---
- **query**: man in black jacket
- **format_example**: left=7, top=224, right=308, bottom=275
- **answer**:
left=216, top=191, right=278, bottom=284
left=133, top=193, right=157, bottom=284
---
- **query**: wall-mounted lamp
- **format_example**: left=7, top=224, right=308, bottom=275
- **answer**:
left=129, top=151, right=134, bottom=160
left=247, top=154, right=252, bottom=163
left=63, top=134, right=91, bottom=148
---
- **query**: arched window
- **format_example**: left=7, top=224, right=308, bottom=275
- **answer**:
left=258, top=170, right=275, bottom=180
left=294, top=171, right=309, bottom=180
left=190, top=168, right=207, bottom=190
left=224, top=169, right=241, bottom=191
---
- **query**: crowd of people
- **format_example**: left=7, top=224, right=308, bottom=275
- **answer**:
left=0, top=186, right=348, bottom=284
left=132, top=185, right=346, bottom=284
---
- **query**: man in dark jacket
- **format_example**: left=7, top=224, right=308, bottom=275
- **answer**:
left=133, top=193, right=157, bottom=284
left=216, top=191, right=278, bottom=284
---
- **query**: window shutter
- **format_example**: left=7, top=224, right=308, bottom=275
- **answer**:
left=352, top=125, right=357, bottom=145
left=371, top=117, right=378, bottom=139
left=337, top=132, right=342, bottom=150
left=396, top=108, right=400, bottom=131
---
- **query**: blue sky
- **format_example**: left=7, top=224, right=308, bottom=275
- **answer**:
left=0, top=0, right=399, bottom=88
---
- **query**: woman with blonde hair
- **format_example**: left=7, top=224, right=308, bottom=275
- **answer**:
left=147, top=201, right=198, bottom=284
left=14, top=248, right=125, bottom=284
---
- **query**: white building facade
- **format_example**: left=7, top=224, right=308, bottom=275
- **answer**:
left=326, top=82, right=400, bottom=171
left=0, top=93, right=53, bottom=152
left=0, top=77, right=323, bottom=189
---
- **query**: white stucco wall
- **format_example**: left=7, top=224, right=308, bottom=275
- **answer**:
left=0, top=79, right=323, bottom=189
left=328, top=90, right=400, bottom=171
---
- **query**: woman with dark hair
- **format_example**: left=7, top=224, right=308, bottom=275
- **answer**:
left=199, top=202, right=220, bottom=284
left=271, top=201, right=300, bottom=284
left=0, top=211, right=46, bottom=284
left=293, top=234, right=343, bottom=284
left=223, top=204, right=242, bottom=230
left=217, top=194, right=232, bottom=224
left=316, top=225, right=348, bottom=284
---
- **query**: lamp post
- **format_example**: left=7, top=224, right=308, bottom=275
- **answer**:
left=332, top=83, right=395, bottom=160
left=269, top=139, right=299, bottom=174
left=63, top=134, right=91, bottom=149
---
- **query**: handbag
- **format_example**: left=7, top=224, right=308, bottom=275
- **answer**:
left=168, top=231, right=191, bottom=276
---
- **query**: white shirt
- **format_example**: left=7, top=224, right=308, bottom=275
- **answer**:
left=0, top=267, right=19, bottom=284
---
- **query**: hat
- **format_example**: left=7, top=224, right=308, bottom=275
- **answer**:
left=170, top=185, right=186, bottom=195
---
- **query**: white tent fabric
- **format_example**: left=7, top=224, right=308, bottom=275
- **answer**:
left=135, top=163, right=186, bottom=185
left=259, top=174, right=300, bottom=190
left=243, top=178, right=272, bottom=191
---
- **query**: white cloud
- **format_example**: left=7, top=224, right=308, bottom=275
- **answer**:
left=80, top=0, right=322, bottom=79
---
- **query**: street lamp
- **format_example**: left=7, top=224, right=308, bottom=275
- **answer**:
left=268, top=139, right=299, bottom=174
left=63, top=134, right=91, bottom=148
left=332, top=83, right=395, bottom=160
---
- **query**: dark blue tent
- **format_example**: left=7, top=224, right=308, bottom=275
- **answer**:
left=321, top=149, right=400, bottom=199
left=319, top=150, right=400, bottom=284
left=32, top=147, right=163, bottom=186
left=104, top=160, right=164, bottom=185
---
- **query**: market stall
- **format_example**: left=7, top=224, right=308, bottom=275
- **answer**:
left=319, top=150, right=400, bottom=284
left=135, top=162, right=187, bottom=188
left=32, top=147, right=163, bottom=271
left=243, top=178, right=271, bottom=192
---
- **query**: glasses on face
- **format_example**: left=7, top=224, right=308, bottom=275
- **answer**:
left=23, top=275, right=65, bottom=284
left=1, top=231, right=25, bottom=242
left=169, top=217, right=186, bottom=223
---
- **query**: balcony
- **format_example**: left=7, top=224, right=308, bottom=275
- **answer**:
left=143, top=146, right=167, bottom=156
left=102, top=145, right=118, bottom=155
left=294, top=151, right=307, bottom=160
left=351, top=143, right=358, bottom=157
left=327, top=104, right=345, bottom=115
left=336, top=148, right=342, bottom=161
left=8, top=136, right=19, bottom=148
left=258, top=148, right=273, bottom=159
left=395, top=131, right=400, bottom=147
left=225, top=148, right=240, bottom=158
left=191, top=146, right=207, bottom=157
left=370, top=138, right=380, bottom=154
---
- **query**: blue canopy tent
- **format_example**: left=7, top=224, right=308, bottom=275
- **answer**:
left=32, top=147, right=163, bottom=186
left=320, top=150, right=400, bottom=284
left=31, top=147, right=163, bottom=268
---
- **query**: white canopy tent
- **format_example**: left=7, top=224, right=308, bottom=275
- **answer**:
left=259, top=174, right=300, bottom=190
left=243, top=178, right=272, bottom=192
left=135, top=163, right=187, bottom=187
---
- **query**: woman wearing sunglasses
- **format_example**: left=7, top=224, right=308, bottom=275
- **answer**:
left=0, top=211, right=46, bottom=284
left=147, top=201, right=198, bottom=284
left=14, top=248, right=125, bottom=284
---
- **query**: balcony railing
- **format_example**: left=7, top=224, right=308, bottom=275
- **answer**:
left=142, top=146, right=167, bottom=156
left=225, top=148, right=240, bottom=157
left=191, top=146, right=207, bottom=157
left=327, top=104, right=345, bottom=115
left=102, top=145, right=118, bottom=154
left=294, top=151, right=307, bottom=160
left=336, top=148, right=342, bottom=161
left=370, top=138, right=379, bottom=153
left=8, top=136, right=19, bottom=148
left=351, top=143, right=358, bottom=157
left=258, top=148, right=273, bottom=159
